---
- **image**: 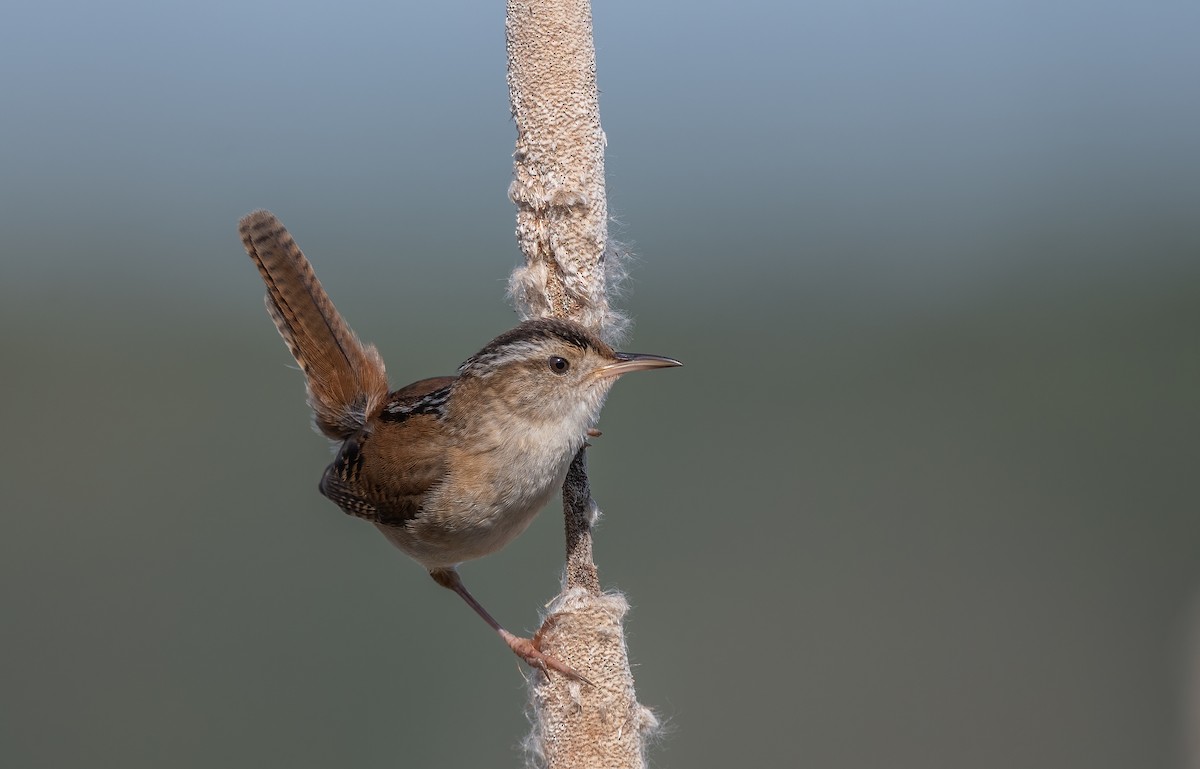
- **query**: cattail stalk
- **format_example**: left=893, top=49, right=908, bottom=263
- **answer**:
left=506, top=1, right=658, bottom=767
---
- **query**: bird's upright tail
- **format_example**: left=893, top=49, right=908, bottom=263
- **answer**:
left=239, top=210, right=389, bottom=440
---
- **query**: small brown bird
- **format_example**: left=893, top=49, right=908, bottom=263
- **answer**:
left=239, top=210, right=679, bottom=679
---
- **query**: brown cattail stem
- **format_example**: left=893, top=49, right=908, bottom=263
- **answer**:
left=506, top=1, right=657, bottom=768
left=561, top=448, right=601, bottom=596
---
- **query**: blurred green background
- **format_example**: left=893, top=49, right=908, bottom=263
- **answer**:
left=2, top=1, right=1198, bottom=767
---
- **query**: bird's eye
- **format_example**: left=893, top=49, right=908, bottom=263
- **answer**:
left=547, top=356, right=570, bottom=374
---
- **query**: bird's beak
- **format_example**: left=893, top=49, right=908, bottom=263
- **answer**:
left=595, top=352, right=682, bottom=378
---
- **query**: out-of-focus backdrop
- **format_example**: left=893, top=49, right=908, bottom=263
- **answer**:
left=2, top=1, right=1197, bottom=767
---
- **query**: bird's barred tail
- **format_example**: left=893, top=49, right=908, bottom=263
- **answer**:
left=238, top=210, right=388, bottom=440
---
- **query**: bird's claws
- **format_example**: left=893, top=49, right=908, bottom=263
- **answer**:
left=501, top=627, right=592, bottom=686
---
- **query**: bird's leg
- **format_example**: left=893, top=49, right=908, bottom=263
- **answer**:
left=429, top=568, right=590, bottom=684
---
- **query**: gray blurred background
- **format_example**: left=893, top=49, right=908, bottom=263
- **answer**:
left=2, top=1, right=1198, bottom=767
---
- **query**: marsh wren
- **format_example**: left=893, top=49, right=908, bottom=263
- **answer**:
left=238, top=210, right=679, bottom=680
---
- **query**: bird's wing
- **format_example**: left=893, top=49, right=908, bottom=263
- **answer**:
left=320, top=378, right=457, bottom=527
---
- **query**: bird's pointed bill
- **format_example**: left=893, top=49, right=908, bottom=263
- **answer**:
left=595, top=352, right=682, bottom=378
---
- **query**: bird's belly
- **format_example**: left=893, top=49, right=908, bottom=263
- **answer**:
left=379, top=455, right=571, bottom=569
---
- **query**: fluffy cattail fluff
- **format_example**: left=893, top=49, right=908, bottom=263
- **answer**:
left=506, top=225, right=631, bottom=344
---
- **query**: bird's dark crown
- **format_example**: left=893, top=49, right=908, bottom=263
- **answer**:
left=458, top=318, right=612, bottom=378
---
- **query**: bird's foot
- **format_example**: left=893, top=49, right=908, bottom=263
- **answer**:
left=499, top=627, right=592, bottom=686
